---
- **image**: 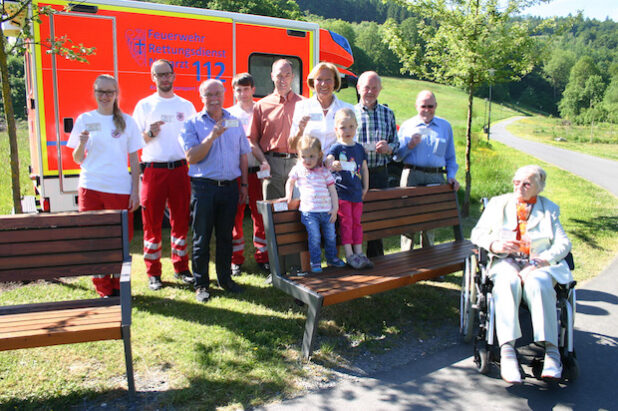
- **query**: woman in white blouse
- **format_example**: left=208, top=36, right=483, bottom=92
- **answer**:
left=289, top=62, right=353, bottom=155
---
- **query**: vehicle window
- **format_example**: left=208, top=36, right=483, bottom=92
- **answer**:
left=249, top=54, right=302, bottom=98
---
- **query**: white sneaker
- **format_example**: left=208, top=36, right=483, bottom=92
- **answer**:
left=541, top=346, right=563, bottom=380
left=500, top=343, right=522, bottom=384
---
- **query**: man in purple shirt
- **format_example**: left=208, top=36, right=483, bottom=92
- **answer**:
left=180, top=79, right=250, bottom=302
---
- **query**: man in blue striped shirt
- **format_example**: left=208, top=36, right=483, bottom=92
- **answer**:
left=394, top=90, right=460, bottom=250
left=354, top=71, right=398, bottom=257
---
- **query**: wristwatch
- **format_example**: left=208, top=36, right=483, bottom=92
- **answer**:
left=241, top=183, right=248, bottom=187
left=147, top=130, right=154, bottom=138
left=530, top=259, right=540, bottom=268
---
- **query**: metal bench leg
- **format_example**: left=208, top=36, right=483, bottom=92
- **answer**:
left=302, top=297, right=323, bottom=361
left=122, top=324, right=135, bottom=394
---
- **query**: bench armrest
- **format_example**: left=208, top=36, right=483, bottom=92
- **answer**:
left=120, top=258, right=132, bottom=326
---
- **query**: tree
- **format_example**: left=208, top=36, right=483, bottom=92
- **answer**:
left=602, top=75, right=618, bottom=124
left=1, top=1, right=94, bottom=213
left=558, top=56, right=603, bottom=121
left=383, top=0, right=543, bottom=215
left=542, top=48, right=575, bottom=98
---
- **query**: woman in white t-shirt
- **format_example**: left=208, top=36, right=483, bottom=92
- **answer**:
left=67, top=74, right=143, bottom=297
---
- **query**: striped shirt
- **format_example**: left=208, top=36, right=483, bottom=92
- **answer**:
left=354, top=102, right=398, bottom=168
left=288, top=164, right=335, bottom=213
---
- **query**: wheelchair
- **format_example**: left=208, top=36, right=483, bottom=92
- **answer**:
left=460, top=204, right=579, bottom=383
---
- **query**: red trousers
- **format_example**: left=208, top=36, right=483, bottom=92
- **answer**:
left=140, top=164, right=191, bottom=278
left=78, top=187, right=133, bottom=297
left=232, top=172, right=269, bottom=265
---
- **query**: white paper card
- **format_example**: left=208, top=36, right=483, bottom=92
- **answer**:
left=161, top=114, right=175, bottom=123
left=273, top=202, right=288, bottom=212
left=224, top=119, right=239, bottom=128
left=257, top=169, right=271, bottom=179
left=309, top=113, right=322, bottom=121
left=363, top=142, right=376, bottom=151
left=85, top=123, right=101, bottom=132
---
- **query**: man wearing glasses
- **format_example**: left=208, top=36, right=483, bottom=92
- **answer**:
left=133, top=59, right=197, bottom=291
left=180, top=79, right=250, bottom=303
left=394, top=90, right=460, bottom=250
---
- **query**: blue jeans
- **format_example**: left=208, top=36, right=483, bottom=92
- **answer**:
left=300, top=211, right=338, bottom=266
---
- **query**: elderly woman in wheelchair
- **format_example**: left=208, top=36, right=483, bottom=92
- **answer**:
left=469, top=165, right=573, bottom=384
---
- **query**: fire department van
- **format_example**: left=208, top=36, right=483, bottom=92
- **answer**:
left=15, top=0, right=355, bottom=212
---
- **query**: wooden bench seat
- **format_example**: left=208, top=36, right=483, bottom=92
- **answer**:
left=0, top=210, right=134, bottom=393
left=258, top=184, right=474, bottom=360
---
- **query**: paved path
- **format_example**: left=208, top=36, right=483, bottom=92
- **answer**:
left=259, top=117, right=618, bottom=410
left=492, top=116, right=618, bottom=197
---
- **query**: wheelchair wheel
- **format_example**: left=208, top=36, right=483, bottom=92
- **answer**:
left=475, top=346, right=491, bottom=374
left=460, top=254, right=478, bottom=343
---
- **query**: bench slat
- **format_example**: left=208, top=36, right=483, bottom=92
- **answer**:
left=0, top=262, right=124, bottom=282
left=362, top=193, right=455, bottom=213
left=362, top=200, right=456, bottom=222
left=0, top=226, right=121, bottom=244
left=0, top=323, right=122, bottom=351
left=0, top=210, right=122, bottom=230
left=0, top=249, right=124, bottom=271
left=0, top=238, right=122, bottom=258
left=0, top=305, right=120, bottom=324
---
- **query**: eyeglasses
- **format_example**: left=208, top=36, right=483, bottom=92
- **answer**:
left=94, top=89, right=117, bottom=97
left=420, top=105, right=435, bottom=109
left=153, top=72, right=173, bottom=79
left=512, top=180, right=532, bottom=189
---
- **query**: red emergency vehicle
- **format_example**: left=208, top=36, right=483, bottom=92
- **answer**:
left=18, top=0, right=354, bottom=212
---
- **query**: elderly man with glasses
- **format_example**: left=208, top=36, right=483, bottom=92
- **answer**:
left=394, top=90, right=460, bottom=250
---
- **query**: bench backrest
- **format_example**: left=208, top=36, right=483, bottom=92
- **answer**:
left=0, top=210, right=129, bottom=283
left=258, top=184, right=464, bottom=268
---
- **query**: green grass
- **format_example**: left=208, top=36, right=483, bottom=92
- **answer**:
left=0, top=122, right=32, bottom=215
left=1, top=77, right=617, bottom=408
left=506, top=116, right=618, bottom=161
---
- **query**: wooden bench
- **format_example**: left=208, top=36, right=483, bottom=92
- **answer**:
left=258, top=184, right=474, bottom=360
left=0, top=210, right=135, bottom=393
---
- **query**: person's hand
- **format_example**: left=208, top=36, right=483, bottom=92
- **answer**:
left=239, top=185, right=248, bottom=204
left=376, top=140, right=391, bottom=154
left=148, top=120, right=165, bottom=138
left=329, top=207, right=338, bottom=223
left=407, top=133, right=422, bottom=149
left=330, top=160, right=342, bottom=172
left=211, top=120, right=226, bottom=140
left=79, top=130, right=90, bottom=144
left=362, top=187, right=369, bottom=200
left=128, top=190, right=140, bottom=212
left=448, top=177, right=460, bottom=191
left=298, top=115, right=310, bottom=134
left=490, top=239, right=521, bottom=254
left=259, top=160, right=271, bottom=179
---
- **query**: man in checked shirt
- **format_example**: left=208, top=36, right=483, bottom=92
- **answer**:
left=354, top=71, right=399, bottom=258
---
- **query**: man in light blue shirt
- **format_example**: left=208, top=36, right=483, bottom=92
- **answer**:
left=180, top=79, right=250, bottom=302
left=394, top=90, right=460, bottom=250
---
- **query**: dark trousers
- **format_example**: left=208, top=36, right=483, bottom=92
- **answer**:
left=366, top=165, right=389, bottom=258
left=190, top=178, right=238, bottom=289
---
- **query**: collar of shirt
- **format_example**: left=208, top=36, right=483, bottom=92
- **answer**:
left=361, top=100, right=380, bottom=112
left=199, top=107, right=231, bottom=122
left=413, top=115, right=437, bottom=128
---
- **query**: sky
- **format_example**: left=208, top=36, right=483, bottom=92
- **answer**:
left=519, top=0, right=618, bottom=21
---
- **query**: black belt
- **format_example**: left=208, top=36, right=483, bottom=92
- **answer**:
left=248, top=166, right=260, bottom=174
left=191, top=177, right=235, bottom=186
left=266, top=152, right=297, bottom=159
left=142, top=159, right=187, bottom=169
left=403, top=164, right=446, bottom=174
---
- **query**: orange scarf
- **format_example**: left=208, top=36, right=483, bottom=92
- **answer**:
left=516, top=196, right=537, bottom=254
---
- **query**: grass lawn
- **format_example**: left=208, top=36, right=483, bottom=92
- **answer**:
left=506, top=116, right=618, bottom=161
left=1, top=77, right=617, bottom=409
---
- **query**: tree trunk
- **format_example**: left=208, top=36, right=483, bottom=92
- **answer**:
left=0, top=28, right=23, bottom=214
left=462, top=84, right=474, bottom=217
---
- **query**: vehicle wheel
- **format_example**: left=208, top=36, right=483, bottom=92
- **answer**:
left=475, top=346, right=491, bottom=374
left=460, top=254, right=478, bottom=343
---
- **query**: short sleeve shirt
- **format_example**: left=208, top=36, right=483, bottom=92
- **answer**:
left=288, top=164, right=335, bottom=213
left=327, top=142, right=367, bottom=203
